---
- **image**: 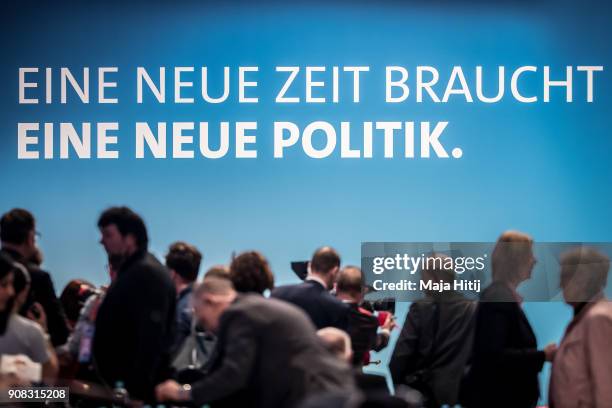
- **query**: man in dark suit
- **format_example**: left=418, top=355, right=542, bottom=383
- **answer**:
left=272, top=246, right=350, bottom=330
left=0, top=208, right=69, bottom=347
left=93, top=207, right=176, bottom=402
left=335, top=266, right=396, bottom=367
left=155, top=277, right=355, bottom=408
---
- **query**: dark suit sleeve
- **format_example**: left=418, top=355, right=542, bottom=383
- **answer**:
left=36, top=271, right=69, bottom=346
left=373, top=330, right=390, bottom=352
left=389, top=303, right=423, bottom=385
left=476, top=303, right=545, bottom=374
left=125, top=279, right=176, bottom=399
left=191, top=313, right=257, bottom=405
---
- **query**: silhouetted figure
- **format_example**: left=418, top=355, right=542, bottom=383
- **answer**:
left=165, top=241, right=202, bottom=353
left=461, top=231, right=556, bottom=408
left=549, top=247, right=612, bottom=408
left=390, top=253, right=476, bottom=407
left=0, top=208, right=69, bottom=347
left=335, top=266, right=396, bottom=367
left=272, top=246, right=350, bottom=330
left=156, top=277, right=354, bottom=408
left=93, top=207, right=176, bottom=402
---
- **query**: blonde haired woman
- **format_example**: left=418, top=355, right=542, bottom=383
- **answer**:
left=461, top=231, right=557, bottom=408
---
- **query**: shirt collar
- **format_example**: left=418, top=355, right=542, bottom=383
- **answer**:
left=306, top=275, right=328, bottom=290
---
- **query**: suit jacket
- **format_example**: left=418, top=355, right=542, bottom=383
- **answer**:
left=0, top=248, right=69, bottom=347
left=549, top=297, right=612, bottom=408
left=93, top=250, right=176, bottom=402
left=271, top=280, right=350, bottom=330
left=461, top=282, right=545, bottom=408
left=191, top=294, right=354, bottom=408
left=345, top=302, right=386, bottom=366
left=389, top=291, right=476, bottom=407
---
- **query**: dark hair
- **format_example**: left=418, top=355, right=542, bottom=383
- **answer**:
left=60, top=279, right=97, bottom=325
left=0, top=208, right=35, bottom=245
left=97, top=207, right=149, bottom=250
left=0, top=252, right=15, bottom=281
left=311, top=247, right=341, bottom=275
left=0, top=253, right=17, bottom=334
left=166, top=241, right=202, bottom=282
left=229, top=251, right=274, bottom=294
left=336, top=266, right=363, bottom=295
left=12, top=263, right=31, bottom=296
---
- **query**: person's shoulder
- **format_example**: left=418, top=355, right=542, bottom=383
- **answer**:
left=271, top=282, right=306, bottom=296
left=479, top=281, right=515, bottom=303
left=12, top=315, right=45, bottom=338
left=585, top=300, right=612, bottom=324
left=135, top=252, right=173, bottom=283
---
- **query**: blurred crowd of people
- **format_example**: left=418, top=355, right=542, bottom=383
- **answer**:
left=0, top=207, right=611, bottom=408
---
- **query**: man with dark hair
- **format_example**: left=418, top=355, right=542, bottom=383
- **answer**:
left=0, top=208, right=69, bottom=347
left=156, top=277, right=354, bottom=407
left=229, top=250, right=274, bottom=294
left=93, top=206, right=176, bottom=402
left=165, top=241, right=202, bottom=351
left=272, top=246, right=350, bottom=330
left=336, top=266, right=396, bottom=367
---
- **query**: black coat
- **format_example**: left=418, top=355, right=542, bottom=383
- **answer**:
left=191, top=294, right=354, bottom=408
left=92, top=250, right=176, bottom=402
left=389, top=292, right=476, bottom=407
left=0, top=248, right=69, bottom=347
left=271, top=280, right=350, bottom=330
left=460, top=282, right=545, bottom=408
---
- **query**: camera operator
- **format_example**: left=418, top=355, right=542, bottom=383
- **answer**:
left=335, top=266, right=397, bottom=368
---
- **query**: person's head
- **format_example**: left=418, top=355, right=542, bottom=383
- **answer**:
left=560, top=247, right=610, bottom=305
left=0, top=208, right=37, bottom=259
left=166, top=242, right=202, bottom=290
left=60, top=279, right=97, bottom=327
left=193, top=277, right=237, bottom=332
left=229, top=251, right=274, bottom=294
left=11, top=263, right=31, bottom=312
left=492, top=231, right=536, bottom=286
left=0, top=253, right=16, bottom=313
left=421, top=253, right=456, bottom=296
left=204, top=265, right=230, bottom=280
left=97, top=207, right=148, bottom=258
left=317, top=327, right=353, bottom=363
left=310, top=246, right=341, bottom=288
left=28, top=246, right=44, bottom=266
left=336, top=266, right=364, bottom=303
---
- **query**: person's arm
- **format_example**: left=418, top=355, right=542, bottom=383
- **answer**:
left=388, top=303, right=423, bottom=385
left=41, top=337, right=59, bottom=383
left=373, top=313, right=396, bottom=352
left=34, top=271, right=69, bottom=346
left=127, top=278, right=176, bottom=398
left=26, top=305, right=59, bottom=383
left=189, top=313, right=258, bottom=405
left=585, top=311, right=612, bottom=407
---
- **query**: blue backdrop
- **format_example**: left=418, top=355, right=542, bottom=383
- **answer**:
left=2, top=1, right=611, bottom=404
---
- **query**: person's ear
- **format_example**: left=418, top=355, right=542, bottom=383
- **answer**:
left=27, top=229, right=36, bottom=247
left=125, top=234, right=138, bottom=252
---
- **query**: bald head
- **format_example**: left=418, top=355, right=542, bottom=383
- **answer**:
left=317, top=327, right=352, bottom=363
left=336, top=266, right=364, bottom=301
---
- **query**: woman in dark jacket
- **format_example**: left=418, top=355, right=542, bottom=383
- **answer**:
left=460, top=231, right=557, bottom=408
